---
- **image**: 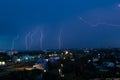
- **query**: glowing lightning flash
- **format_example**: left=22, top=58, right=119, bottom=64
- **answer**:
left=25, top=32, right=31, bottom=51
left=40, top=30, right=43, bottom=50
left=79, top=17, right=120, bottom=27
left=11, top=35, right=19, bottom=50
left=30, top=31, right=37, bottom=49
left=59, top=30, right=62, bottom=50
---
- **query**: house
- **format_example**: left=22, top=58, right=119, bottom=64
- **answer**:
left=7, top=50, right=18, bottom=56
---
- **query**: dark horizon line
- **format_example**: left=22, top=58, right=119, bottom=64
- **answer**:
left=0, top=47, right=120, bottom=52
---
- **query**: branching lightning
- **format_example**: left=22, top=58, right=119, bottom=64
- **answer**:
left=79, top=17, right=120, bottom=27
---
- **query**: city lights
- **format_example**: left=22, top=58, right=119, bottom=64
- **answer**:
left=58, top=69, right=61, bottom=73
left=17, top=58, right=21, bottom=62
left=0, top=61, right=1, bottom=65
left=0, top=61, right=5, bottom=65
left=63, top=57, right=66, bottom=60
left=45, top=59, right=49, bottom=62
left=25, top=57, right=28, bottom=60
left=88, top=59, right=91, bottom=63
left=65, top=51, right=69, bottom=55
left=44, top=70, right=47, bottom=72
left=70, top=52, right=73, bottom=55
left=61, top=64, right=63, bottom=67
left=61, top=74, right=64, bottom=77
left=1, top=0, right=120, bottom=80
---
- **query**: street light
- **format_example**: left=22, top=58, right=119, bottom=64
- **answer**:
left=65, top=51, right=69, bottom=55
left=61, top=64, right=63, bottom=67
left=70, top=53, right=73, bottom=55
left=58, top=69, right=61, bottom=73
left=2, top=61, right=5, bottom=65
left=17, top=58, right=21, bottom=62
left=0, top=61, right=1, bottom=65
left=44, top=70, right=46, bottom=72
left=0, top=61, right=5, bottom=65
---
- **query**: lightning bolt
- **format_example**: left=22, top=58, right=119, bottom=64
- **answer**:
left=40, top=30, right=43, bottom=50
left=79, top=17, right=120, bottom=27
left=59, top=30, right=62, bottom=50
left=25, top=32, right=31, bottom=51
left=11, top=35, right=19, bottom=50
left=30, top=31, right=37, bottom=50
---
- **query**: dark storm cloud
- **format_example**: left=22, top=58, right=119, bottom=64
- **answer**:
left=0, top=22, right=18, bottom=35
left=0, top=0, right=120, bottom=50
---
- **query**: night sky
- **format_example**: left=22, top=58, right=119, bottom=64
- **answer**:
left=0, top=0, right=120, bottom=50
